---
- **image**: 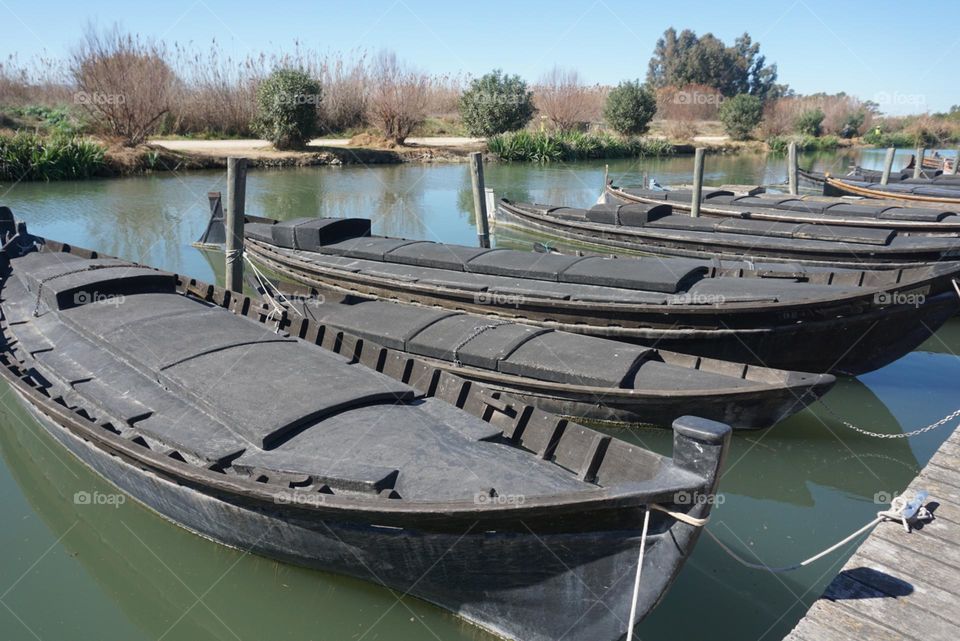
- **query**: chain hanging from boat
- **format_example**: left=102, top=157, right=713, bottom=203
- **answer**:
left=820, top=403, right=960, bottom=439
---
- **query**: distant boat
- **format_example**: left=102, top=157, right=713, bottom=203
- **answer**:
left=0, top=210, right=731, bottom=641
left=798, top=167, right=960, bottom=204
left=606, top=183, right=960, bottom=234
left=237, top=214, right=960, bottom=375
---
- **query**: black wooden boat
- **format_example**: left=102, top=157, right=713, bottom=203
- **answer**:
left=606, top=183, right=960, bottom=234
left=496, top=198, right=960, bottom=269
left=799, top=168, right=960, bottom=204
left=238, top=214, right=960, bottom=374
left=0, top=212, right=732, bottom=641
left=260, top=284, right=834, bottom=430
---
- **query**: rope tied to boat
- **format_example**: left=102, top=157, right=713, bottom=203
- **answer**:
left=242, top=253, right=289, bottom=332
left=450, top=320, right=512, bottom=367
left=698, top=490, right=933, bottom=574
left=32, top=263, right=125, bottom=317
left=820, top=402, right=960, bottom=439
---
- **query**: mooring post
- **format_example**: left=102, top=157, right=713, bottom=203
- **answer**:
left=787, top=141, right=798, bottom=195
left=913, top=147, right=924, bottom=179
left=880, top=147, right=896, bottom=185
left=484, top=187, right=497, bottom=231
left=225, top=157, right=247, bottom=293
left=469, top=152, right=491, bottom=249
left=642, top=169, right=649, bottom=190
left=951, top=150, right=960, bottom=175
left=690, top=147, right=705, bottom=218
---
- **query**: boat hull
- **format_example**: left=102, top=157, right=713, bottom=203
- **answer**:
left=12, top=389, right=700, bottom=641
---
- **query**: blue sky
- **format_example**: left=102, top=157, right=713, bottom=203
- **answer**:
left=3, top=0, right=958, bottom=114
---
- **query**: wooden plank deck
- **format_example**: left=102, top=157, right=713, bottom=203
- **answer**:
left=783, top=426, right=960, bottom=641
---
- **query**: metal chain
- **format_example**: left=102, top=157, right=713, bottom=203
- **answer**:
left=451, top=320, right=512, bottom=367
left=33, top=263, right=123, bottom=316
left=820, top=402, right=960, bottom=439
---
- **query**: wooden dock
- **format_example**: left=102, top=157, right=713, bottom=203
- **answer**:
left=783, top=426, right=960, bottom=641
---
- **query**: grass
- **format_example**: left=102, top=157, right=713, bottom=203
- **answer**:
left=767, top=134, right=841, bottom=153
left=487, top=131, right=675, bottom=162
left=0, top=131, right=106, bottom=181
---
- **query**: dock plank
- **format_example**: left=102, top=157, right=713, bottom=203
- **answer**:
left=782, top=426, right=960, bottom=641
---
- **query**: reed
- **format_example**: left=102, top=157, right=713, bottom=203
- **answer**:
left=0, top=131, right=106, bottom=181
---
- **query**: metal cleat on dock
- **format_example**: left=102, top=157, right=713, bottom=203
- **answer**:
left=878, top=490, right=933, bottom=533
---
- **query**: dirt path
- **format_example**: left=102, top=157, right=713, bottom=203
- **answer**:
left=152, top=137, right=485, bottom=159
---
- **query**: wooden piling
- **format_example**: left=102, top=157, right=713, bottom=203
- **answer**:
left=880, top=147, right=896, bottom=186
left=484, top=188, right=497, bottom=231
left=787, top=141, right=798, bottom=195
left=913, top=147, right=924, bottom=179
left=225, top=157, right=247, bottom=293
left=951, top=151, right=960, bottom=176
left=690, top=148, right=705, bottom=218
left=469, top=152, right=491, bottom=249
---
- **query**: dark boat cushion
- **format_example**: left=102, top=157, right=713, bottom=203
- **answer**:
left=585, top=203, right=671, bottom=226
left=585, top=205, right=619, bottom=225
left=715, top=218, right=803, bottom=238
left=16, top=255, right=176, bottom=311
left=559, top=256, right=708, bottom=293
left=308, top=300, right=456, bottom=351
left=406, top=315, right=548, bottom=370
left=792, top=224, right=895, bottom=245
left=322, top=237, right=428, bottom=260
left=464, top=250, right=586, bottom=281
left=232, top=448, right=401, bottom=494
left=384, top=242, right=497, bottom=271
left=270, top=217, right=371, bottom=250
left=768, top=199, right=826, bottom=213
left=498, top=331, right=652, bottom=387
left=548, top=207, right=590, bottom=221
left=877, top=207, right=954, bottom=222
left=245, top=222, right=276, bottom=244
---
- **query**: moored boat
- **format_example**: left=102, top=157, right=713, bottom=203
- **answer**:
left=0, top=211, right=731, bottom=641
left=258, top=282, right=835, bottom=430
left=496, top=198, right=960, bottom=269
left=237, top=213, right=960, bottom=374
left=606, top=183, right=960, bottom=234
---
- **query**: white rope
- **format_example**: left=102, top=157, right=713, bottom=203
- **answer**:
left=242, top=253, right=288, bottom=323
left=625, top=507, right=651, bottom=641
left=650, top=503, right=709, bottom=527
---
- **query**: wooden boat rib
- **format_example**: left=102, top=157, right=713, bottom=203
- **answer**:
left=605, top=183, right=960, bottom=234
left=0, top=211, right=731, bottom=641
left=257, top=282, right=834, bottom=430
left=236, top=213, right=960, bottom=375
left=496, top=198, right=960, bottom=269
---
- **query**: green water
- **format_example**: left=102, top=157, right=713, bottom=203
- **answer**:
left=1, top=149, right=958, bottom=641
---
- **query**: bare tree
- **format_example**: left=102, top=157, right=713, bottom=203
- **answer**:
left=367, top=51, right=429, bottom=145
left=70, top=25, right=176, bottom=146
left=534, top=66, right=594, bottom=132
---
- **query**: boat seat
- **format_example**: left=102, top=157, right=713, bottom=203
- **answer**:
left=792, top=223, right=895, bottom=245
left=715, top=218, right=805, bottom=238
left=10, top=323, right=54, bottom=356
left=308, top=300, right=456, bottom=351
left=662, top=189, right=734, bottom=202
left=269, top=217, right=371, bottom=250
left=245, top=222, right=275, bottom=244
left=766, top=199, right=826, bottom=213
left=498, top=331, right=652, bottom=387
left=567, top=288, right=670, bottom=304
left=559, top=256, right=708, bottom=293
left=322, top=237, right=428, bottom=261
left=232, top=448, right=401, bottom=494
left=406, top=315, right=548, bottom=370
left=877, top=207, right=954, bottom=222
left=644, top=216, right=720, bottom=232
left=547, top=207, right=589, bottom=221
left=300, top=253, right=365, bottom=273
left=585, top=203, right=672, bottom=226
left=464, top=250, right=586, bottom=281
left=162, top=340, right=417, bottom=449
left=384, top=242, right=498, bottom=271
left=14, top=254, right=176, bottom=312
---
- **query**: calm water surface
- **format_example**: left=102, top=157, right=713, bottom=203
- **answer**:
left=1, top=149, right=958, bottom=641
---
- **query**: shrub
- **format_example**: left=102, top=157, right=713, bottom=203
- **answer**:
left=487, top=131, right=673, bottom=162
left=534, top=67, right=596, bottom=133
left=367, top=51, right=430, bottom=145
left=719, top=94, right=762, bottom=140
left=767, top=134, right=840, bottom=153
left=603, top=80, right=657, bottom=136
left=0, top=132, right=105, bottom=181
left=69, top=26, right=176, bottom=146
left=458, top=70, right=534, bottom=137
left=838, top=111, right=865, bottom=138
left=251, top=69, right=321, bottom=149
left=794, top=108, right=824, bottom=136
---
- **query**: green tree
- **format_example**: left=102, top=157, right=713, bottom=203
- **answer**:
left=794, top=108, right=824, bottom=136
left=719, top=94, right=763, bottom=140
left=458, top=69, right=535, bottom=136
left=252, top=69, right=322, bottom=149
left=647, top=28, right=778, bottom=101
left=603, top=80, right=657, bottom=135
